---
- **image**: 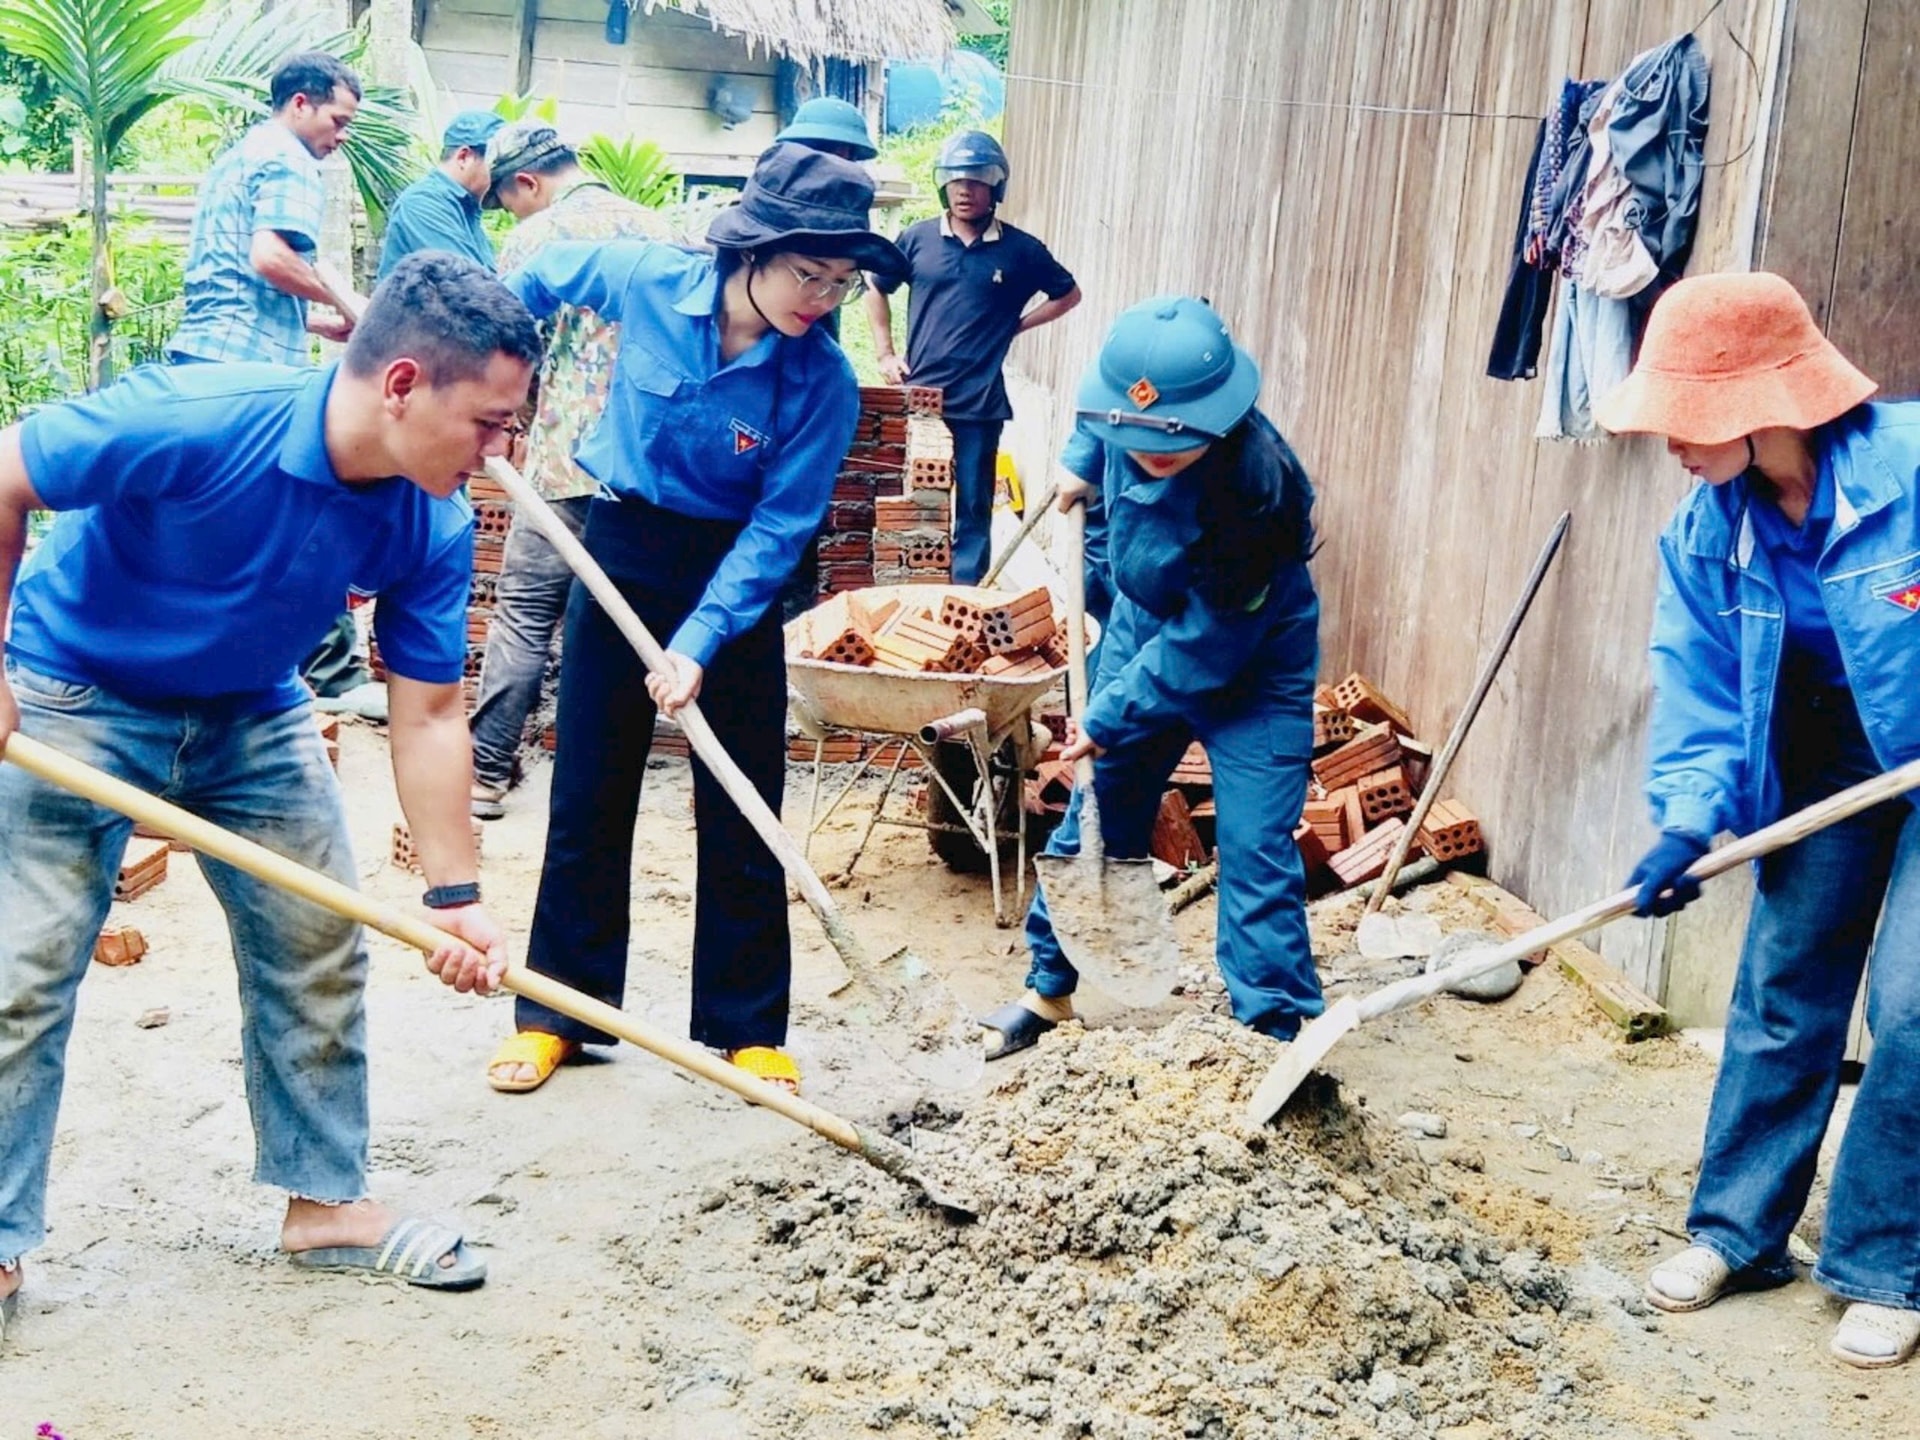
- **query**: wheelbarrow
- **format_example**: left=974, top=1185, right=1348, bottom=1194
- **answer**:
left=785, top=585, right=1097, bottom=927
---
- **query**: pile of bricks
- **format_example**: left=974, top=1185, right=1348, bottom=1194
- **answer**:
left=1118, top=673, right=1484, bottom=889
left=1297, top=672, right=1483, bottom=890
left=114, top=838, right=170, bottom=902
left=390, top=819, right=486, bottom=875
left=788, top=585, right=1067, bottom=678
left=820, top=387, right=953, bottom=600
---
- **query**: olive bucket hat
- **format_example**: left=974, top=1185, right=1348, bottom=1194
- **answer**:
left=1076, top=296, right=1261, bottom=453
left=707, top=141, right=906, bottom=281
left=774, top=97, right=877, bottom=161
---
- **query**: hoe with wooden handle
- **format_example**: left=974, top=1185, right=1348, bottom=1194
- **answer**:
left=1, top=731, right=978, bottom=1215
left=1247, top=757, right=1920, bottom=1126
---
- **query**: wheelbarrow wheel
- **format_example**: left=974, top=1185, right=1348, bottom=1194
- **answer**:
left=925, top=738, right=1057, bottom=873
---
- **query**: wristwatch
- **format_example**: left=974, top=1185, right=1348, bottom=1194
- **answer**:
left=422, top=881, right=482, bottom=910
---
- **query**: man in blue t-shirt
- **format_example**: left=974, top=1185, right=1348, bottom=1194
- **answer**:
left=0, top=254, right=541, bottom=1322
left=865, top=130, right=1080, bottom=582
left=377, top=109, right=505, bottom=280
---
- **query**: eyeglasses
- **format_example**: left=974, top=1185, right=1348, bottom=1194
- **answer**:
left=783, top=264, right=867, bottom=306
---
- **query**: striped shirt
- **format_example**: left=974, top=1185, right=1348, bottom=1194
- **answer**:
left=168, top=122, right=327, bottom=365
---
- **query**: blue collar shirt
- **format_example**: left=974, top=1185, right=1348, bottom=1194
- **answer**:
left=377, top=168, right=496, bottom=279
left=503, top=241, right=859, bottom=667
left=11, top=362, right=473, bottom=712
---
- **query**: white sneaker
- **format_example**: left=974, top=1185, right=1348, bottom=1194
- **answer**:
left=1831, top=1302, right=1920, bottom=1369
left=1646, top=1245, right=1733, bottom=1313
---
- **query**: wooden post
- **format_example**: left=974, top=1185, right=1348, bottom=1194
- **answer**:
left=507, top=0, right=539, bottom=95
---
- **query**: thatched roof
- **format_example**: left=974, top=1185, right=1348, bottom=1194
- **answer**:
left=635, top=0, right=955, bottom=63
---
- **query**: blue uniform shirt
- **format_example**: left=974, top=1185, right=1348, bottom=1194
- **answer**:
left=12, top=363, right=473, bottom=711
left=1064, top=413, right=1320, bottom=754
left=503, top=241, right=859, bottom=667
left=377, top=168, right=496, bottom=279
left=1744, top=465, right=1846, bottom=687
left=873, top=215, right=1076, bottom=423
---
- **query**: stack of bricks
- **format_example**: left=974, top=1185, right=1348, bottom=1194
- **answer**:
left=114, top=839, right=170, bottom=902
left=786, top=585, right=1070, bottom=679
left=819, top=387, right=946, bottom=599
left=1295, top=671, right=1485, bottom=891
left=462, top=471, right=513, bottom=714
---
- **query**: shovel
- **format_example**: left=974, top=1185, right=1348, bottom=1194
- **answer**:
left=1032, top=501, right=1183, bottom=1007
left=978, top=482, right=1055, bottom=588
left=1246, top=755, right=1920, bottom=1126
left=1356, top=511, right=1571, bottom=961
left=0, top=731, right=977, bottom=1216
left=315, top=266, right=983, bottom=1091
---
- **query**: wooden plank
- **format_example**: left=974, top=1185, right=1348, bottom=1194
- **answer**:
left=1823, top=0, right=1920, bottom=393
left=508, top=0, right=539, bottom=95
left=1752, top=0, right=1868, bottom=323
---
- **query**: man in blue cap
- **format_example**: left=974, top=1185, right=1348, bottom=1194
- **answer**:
left=775, top=96, right=878, bottom=164
left=0, top=254, right=541, bottom=1326
left=979, top=296, right=1323, bottom=1062
left=864, top=130, right=1080, bottom=583
left=377, top=109, right=506, bottom=279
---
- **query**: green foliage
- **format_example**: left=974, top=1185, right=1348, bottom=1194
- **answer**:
left=160, top=6, right=428, bottom=220
left=0, top=51, right=77, bottom=169
left=0, top=0, right=204, bottom=158
left=0, top=218, right=182, bottom=422
left=578, top=133, right=684, bottom=209
left=959, top=0, right=1013, bottom=69
left=493, top=92, right=558, bottom=124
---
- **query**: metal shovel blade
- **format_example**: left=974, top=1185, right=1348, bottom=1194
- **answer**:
left=833, top=945, right=987, bottom=1091
left=1243, top=996, right=1361, bottom=1126
left=1034, top=851, right=1183, bottom=1008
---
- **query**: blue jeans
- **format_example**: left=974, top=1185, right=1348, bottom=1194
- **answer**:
left=517, top=496, right=792, bottom=1050
left=468, top=495, right=591, bottom=788
left=1688, top=684, right=1920, bottom=1307
left=947, top=419, right=1003, bottom=585
left=0, top=660, right=370, bottom=1265
left=1022, top=698, right=1322, bottom=1038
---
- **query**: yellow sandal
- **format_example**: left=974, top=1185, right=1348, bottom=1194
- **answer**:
left=727, top=1046, right=801, bottom=1096
left=486, top=1031, right=578, bottom=1094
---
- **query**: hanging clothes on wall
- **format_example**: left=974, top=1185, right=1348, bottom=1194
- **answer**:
left=1493, top=36, right=1711, bottom=442
left=1487, top=78, right=1603, bottom=382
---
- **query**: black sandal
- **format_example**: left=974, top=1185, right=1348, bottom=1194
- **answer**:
left=981, top=1001, right=1057, bottom=1061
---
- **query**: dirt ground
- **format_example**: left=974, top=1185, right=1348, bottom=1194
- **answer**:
left=5, top=721, right=1915, bottom=1438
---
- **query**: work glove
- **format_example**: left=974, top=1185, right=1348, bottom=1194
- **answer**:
left=1627, top=831, right=1710, bottom=917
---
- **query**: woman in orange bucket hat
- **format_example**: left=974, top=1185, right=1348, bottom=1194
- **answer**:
left=1596, top=271, right=1920, bottom=1367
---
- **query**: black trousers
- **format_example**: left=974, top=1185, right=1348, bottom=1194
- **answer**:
left=518, top=495, right=791, bottom=1050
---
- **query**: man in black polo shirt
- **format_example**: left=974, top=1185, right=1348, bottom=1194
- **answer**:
left=865, top=131, right=1080, bottom=583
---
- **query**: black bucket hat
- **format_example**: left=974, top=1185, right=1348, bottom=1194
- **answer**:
left=707, top=141, right=906, bottom=281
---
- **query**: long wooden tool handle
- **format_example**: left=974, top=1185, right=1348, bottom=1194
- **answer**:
left=1358, top=755, right=1920, bottom=1022
left=1057, top=499, right=1104, bottom=864
left=1365, top=510, right=1571, bottom=914
left=0, top=730, right=897, bottom=1159
left=980, top=483, right=1055, bottom=588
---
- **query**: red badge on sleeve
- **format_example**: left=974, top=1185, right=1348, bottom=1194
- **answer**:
left=1886, top=585, right=1920, bottom=612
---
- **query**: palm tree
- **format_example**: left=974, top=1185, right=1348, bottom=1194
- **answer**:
left=0, top=0, right=424, bottom=387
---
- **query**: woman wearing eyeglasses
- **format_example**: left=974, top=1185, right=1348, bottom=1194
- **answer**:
left=489, top=142, right=905, bottom=1097
left=981, top=296, right=1325, bottom=1060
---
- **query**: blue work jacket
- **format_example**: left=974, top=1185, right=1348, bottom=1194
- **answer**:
left=1068, top=412, right=1320, bottom=754
left=1648, top=401, right=1920, bottom=839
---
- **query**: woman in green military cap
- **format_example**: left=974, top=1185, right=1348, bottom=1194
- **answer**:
left=982, top=296, right=1325, bottom=1058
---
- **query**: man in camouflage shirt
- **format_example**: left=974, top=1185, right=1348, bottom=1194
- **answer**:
left=468, top=122, right=674, bottom=818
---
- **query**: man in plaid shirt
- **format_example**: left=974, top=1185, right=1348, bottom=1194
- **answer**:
left=167, top=52, right=362, bottom=366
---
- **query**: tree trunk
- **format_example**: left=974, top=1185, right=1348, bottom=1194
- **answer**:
left=87, top=135, right=113, bottom=391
